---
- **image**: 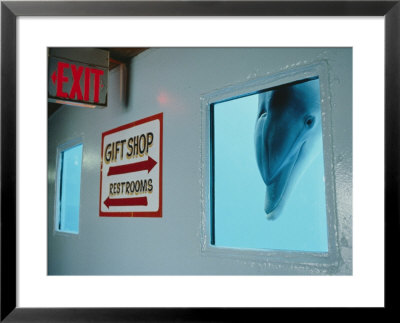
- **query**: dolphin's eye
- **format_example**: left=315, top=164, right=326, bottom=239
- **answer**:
left=304, top=115, right=315, bottom=128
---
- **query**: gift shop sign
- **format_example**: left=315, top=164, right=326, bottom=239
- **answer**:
left=100, top=113, right=163, bottom=217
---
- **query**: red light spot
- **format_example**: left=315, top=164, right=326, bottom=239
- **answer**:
left=157, top=92, right=170, bottom=105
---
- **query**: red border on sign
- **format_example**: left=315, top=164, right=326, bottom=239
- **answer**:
left=99, top=113, right=163, bottom=217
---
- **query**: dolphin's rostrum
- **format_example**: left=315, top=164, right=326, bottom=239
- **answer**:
left=255, top=78, right=322, bottom=220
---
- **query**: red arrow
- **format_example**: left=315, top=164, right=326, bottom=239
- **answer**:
left=107, top=156, right=157, bottom=176
left=104, top=196, right=148, bottom=209
left=51, top=71, right=57, bottom=84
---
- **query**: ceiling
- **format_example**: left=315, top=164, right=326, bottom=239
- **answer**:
left=48, top=48, right=148, bottom=117
left=105, top=48, right=148, bottom=70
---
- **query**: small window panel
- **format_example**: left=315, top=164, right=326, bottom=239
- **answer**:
left=55, top=143, right=83, bottom=234
left=211, top=78, right=328, bottom=253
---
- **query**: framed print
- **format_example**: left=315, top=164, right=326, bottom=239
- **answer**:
left=1, top=0, right=398, bottom=321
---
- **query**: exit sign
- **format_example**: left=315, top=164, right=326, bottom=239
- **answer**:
left=48, top=48, right=109, bottom=108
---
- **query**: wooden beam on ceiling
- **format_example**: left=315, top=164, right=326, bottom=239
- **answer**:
left=104, top=48, right=148, bottom=70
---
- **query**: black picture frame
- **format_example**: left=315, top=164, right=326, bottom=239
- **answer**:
left=1, top=0, right=398, bottom=321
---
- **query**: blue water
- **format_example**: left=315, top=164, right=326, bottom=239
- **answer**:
left=58, top=144, right=83, bottom=234
left=213, top=94, right=328, bottom=252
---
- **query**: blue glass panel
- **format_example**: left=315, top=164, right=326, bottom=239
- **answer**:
left=58, top=144, right=82, bottom=234
left=212, top=79, right=328, bottom=252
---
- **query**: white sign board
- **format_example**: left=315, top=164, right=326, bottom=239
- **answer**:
left=99, top=113, right=163, bottom=217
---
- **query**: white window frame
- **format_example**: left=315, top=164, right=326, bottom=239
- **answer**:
left=54, top=137, right=84, bottom=235
left=200, top=61, right=342, bottom=273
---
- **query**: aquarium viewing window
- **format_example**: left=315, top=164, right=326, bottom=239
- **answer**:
left=209, top=77, right=329, bottom=254
left=55, top=142, right=83, bottom=234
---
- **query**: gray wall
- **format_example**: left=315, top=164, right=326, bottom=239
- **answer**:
left=48, top=48, right=352, bottom=275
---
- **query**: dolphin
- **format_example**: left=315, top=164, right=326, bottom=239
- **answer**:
left=254, top=78, right=323, bottom=220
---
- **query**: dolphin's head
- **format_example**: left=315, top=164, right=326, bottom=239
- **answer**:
left=255, top=78, right=322, bottom=220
